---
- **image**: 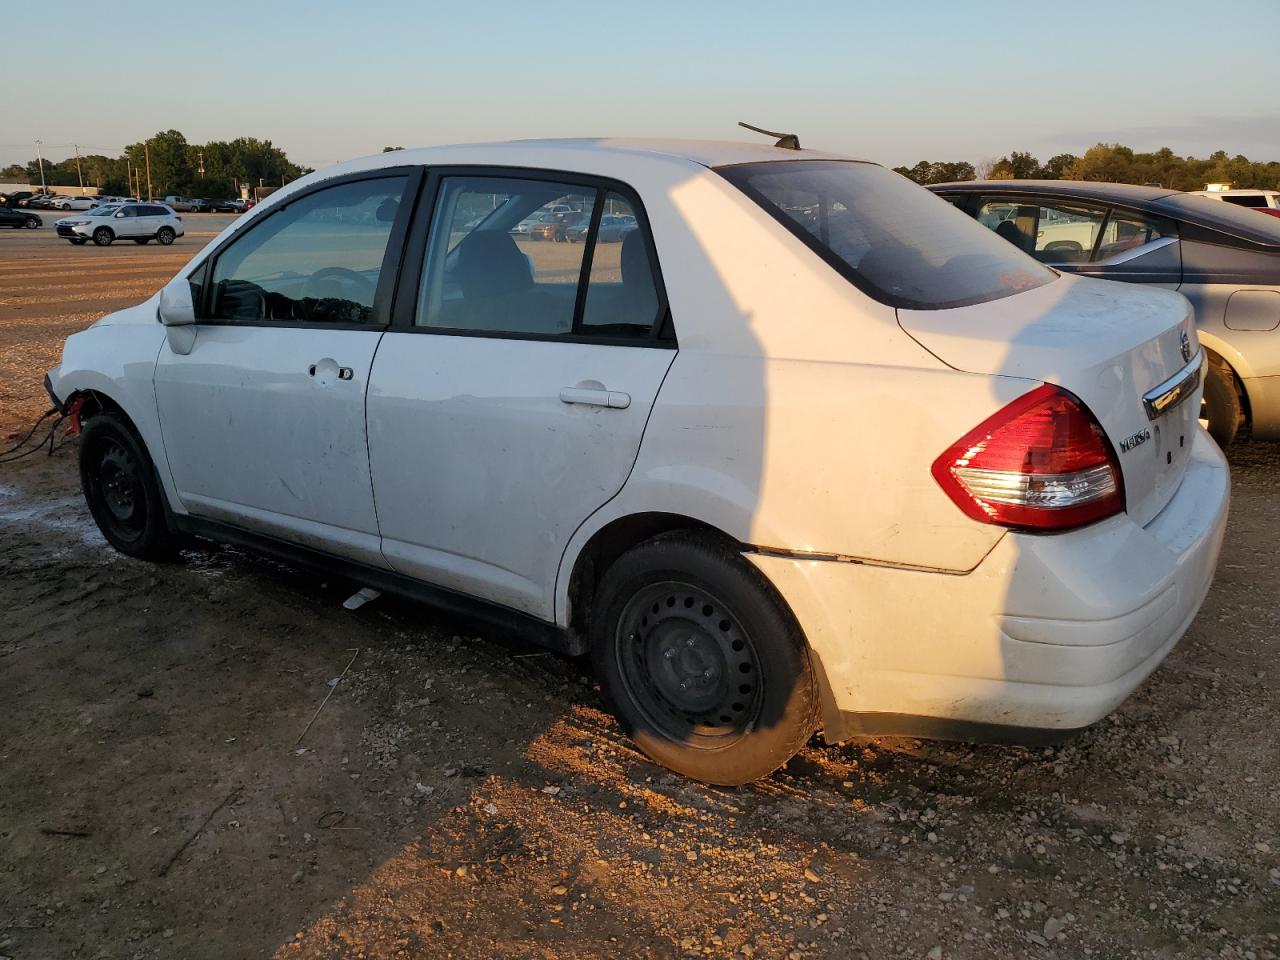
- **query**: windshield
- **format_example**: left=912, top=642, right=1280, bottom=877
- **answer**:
left=1156, top=193, right=1280, bottom=247
left=719, top=160, right=1054, bottom=310
left=90, top=205, right=119, bottom=217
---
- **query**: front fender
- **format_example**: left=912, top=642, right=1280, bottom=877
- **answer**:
left=50, top=319, right=184, bottom=516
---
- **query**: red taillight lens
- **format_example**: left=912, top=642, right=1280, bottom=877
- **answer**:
left=932, top=384, right=1124, bottom=531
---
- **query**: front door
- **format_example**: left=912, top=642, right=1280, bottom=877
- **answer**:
left=154, top=172, right=414, bottom=566
left=367, top=172, right=675, bottom=619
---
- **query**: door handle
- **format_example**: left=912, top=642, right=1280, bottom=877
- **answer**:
left=559, top=387, right=631, bottom=409
left=308, top=359, right=354, bottom=383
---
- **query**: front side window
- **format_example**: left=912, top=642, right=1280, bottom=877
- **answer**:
left=416, top=176, right=662, bottom=340
left=208, top=176, right=406, bottom=325
left=721, top=161, right=1053, bottom=310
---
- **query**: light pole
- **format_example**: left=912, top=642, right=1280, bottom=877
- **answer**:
left=34, top=139, right=46, bottom=192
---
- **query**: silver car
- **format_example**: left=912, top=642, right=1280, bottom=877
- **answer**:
left=931, top=180, right=1280, bottom=446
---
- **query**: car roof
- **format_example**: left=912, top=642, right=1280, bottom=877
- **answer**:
left=931, top=179, right=1180, bottom=203
left=337, top=137, right=860, bottom=175
left=931, top=178, right=1280, bottom=248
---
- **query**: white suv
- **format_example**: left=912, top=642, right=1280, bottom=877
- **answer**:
left=45, top=140, right=1228, bottom=784
left=1190, top=188, right=1280, bottom=211
left=55, top=202, right=184, bottom=246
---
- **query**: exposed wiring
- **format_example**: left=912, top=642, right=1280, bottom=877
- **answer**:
left=0, top=406, right=72, bottom=465
left=0, top=407, right=57, bottom=458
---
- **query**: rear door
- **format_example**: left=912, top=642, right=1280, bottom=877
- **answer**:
left=154, top=170, right=417, bottom=565
left=367, top=170, right=675, bottom=620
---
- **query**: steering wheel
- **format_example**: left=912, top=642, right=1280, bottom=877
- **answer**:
left=302, top=266, right=376, bottom=304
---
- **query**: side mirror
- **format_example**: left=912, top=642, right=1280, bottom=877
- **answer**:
left=115, top=211, right=126, bottom=219
left=159, top=279, right=197, bottom=355
left=159, top=279, right=196, bottom=326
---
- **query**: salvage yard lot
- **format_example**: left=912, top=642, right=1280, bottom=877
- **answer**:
left=0, top=217, right=1277, bottom=959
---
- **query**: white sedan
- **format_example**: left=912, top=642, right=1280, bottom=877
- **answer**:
left=49, top=195, right=99, bottom=210
left=45, top=138, right=1229, bottom=784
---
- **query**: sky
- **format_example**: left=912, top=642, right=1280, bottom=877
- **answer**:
left=3, top=0, right=1278, bottom=173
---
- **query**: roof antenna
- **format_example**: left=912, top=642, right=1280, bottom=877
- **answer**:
left=738, top=121, right=801, bottom=151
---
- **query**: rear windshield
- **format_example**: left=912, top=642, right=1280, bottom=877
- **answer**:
left=1154, top=193, right=1280, bottom=247
left=719, top=160, right=1054, bottom=310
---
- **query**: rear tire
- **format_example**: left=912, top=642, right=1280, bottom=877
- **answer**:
left=156, top=227, right=175, bottom=245
left=1202, top=357, right=1242, bottom=448
left=590, top=533, right=817, bottom=785
left=92, top=227, right=113, bottom=246
left=79, top=412, right=177, bottom=561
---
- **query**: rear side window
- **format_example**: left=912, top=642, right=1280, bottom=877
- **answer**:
left=1222, top=195, right=1267, bottom=208
left=208, top=176, right=407, bottom=325
left=719, top=160, right=1053, bottom=310
left=415, top=176, right=663, bottom=340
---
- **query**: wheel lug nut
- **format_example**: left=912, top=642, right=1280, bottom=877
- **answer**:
left=664, top=649, right=676, bottom=659
left=703, top=668, right=712, bottom=678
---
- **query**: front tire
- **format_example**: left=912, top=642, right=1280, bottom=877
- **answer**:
left=79, top=412, right=177, bottom=560
left=1202, top=357, right=1243, bottom=448
left=92, top=227, right=113, bottom=246
left=156, top=227, right=175, bottom=245
left=25, top=218, right=39, bottom=229
left=590, top=533, right=817, bottom=785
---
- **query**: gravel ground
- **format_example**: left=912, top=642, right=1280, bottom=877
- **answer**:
left=0, top=221, right=1277, bottom=960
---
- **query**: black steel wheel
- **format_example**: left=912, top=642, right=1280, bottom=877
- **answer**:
left=614, top=581, right=764, bottom=746
left=79, top=412, right=177, bottom=560
left=591, top=533, right=817, bottom=785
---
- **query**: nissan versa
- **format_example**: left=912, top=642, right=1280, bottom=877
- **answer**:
left=45, top=139, right=1229, bottom=785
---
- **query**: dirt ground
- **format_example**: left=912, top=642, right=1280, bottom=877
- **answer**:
left=1, top=216, right=1277, bottom=960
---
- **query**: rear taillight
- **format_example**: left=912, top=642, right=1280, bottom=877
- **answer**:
left=932, top=384, right=1124, bottom=531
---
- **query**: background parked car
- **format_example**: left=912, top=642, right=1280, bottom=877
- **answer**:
left=0, top=206, right=41, bottom=229
left=190, top=198, right=213, bottom=212
left=1191, top=188, right=1280, bottom=212
left=528, top=210, right=588, bottom=241
left=1, top=191, right=35, bottom=207
left=53, top=196, right=100, bottom=211
left=55, top=202, right=184, bottom=246
left=565, top=213, right=639, bottom=243
left=162, top=195, right=197, bottom=212
left=931, top=179, right=1280, bottom=446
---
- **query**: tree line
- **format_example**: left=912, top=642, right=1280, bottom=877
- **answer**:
left=893, top=144, right=1280, bottom=191
left=1, top=130, right=312, bottom=199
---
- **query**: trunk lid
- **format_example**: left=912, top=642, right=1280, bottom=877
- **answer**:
left=898, top=274, right=1202, bottom=527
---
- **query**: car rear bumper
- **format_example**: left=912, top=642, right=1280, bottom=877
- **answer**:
left=749, top=427, right=1230, bottom=743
